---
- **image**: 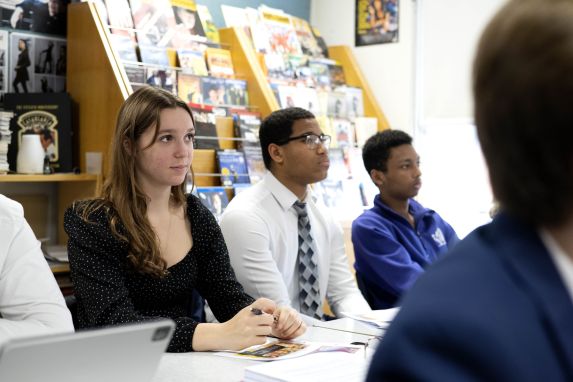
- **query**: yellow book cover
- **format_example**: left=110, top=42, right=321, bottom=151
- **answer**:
left=205, top=47, right=234, bottom=78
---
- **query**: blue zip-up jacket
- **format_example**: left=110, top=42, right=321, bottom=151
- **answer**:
left=351, top=196, right=459, bottom=309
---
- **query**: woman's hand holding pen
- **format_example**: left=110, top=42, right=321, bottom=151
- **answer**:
left=219, top=298, right=276, bottom=350
left=271, top=306, right=307, bottom=339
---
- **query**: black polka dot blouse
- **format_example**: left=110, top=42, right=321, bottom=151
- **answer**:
left=64, top=194, right=254, bottom=352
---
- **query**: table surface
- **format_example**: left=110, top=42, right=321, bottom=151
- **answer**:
left=152, top=318, right=384, bottom=382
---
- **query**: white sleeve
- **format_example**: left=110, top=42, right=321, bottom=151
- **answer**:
left=0, top=205, right=74, bottom=343
left=325, top=219, right=371, bottom=316
left=220, top=209, right=293, bottom=308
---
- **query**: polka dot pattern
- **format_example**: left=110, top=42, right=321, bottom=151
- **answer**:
left=64, top=194, right=254, bottom=352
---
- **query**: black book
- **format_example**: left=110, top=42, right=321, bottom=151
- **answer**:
left=5, top=92, right=73, bottom=172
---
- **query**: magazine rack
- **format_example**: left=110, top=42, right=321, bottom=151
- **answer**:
left=68, top=2, right=389, bottom=188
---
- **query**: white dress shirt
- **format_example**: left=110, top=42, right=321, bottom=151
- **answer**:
left=540, top=229, right=573, bottom=302
left=0, top=195, right=74, bottom=344
left=220, top=173, right=370, bottom=317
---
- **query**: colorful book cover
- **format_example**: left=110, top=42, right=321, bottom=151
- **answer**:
left=259, top=8, right=302, bottom=56
left=196, top=4, right=220, bottom=43
left=326, top=91, right=348, bottom=119
left=331, top=118, right=355, bottom=150
left=5, top=92, right=73, bottom=173
left=109, top=34, right=138, bottom=63
left=225, top=79, right=248, bottom=107
left=309, top=59, right=331, bottom=89
left=243, top=146, right=265, bottom=184
left=124, top=64, right=146, bottom=86
left=336, top=86, right=364, bottom=119
left=201, top=76, right=227, bottom=106
left=196, top=186, right=229, bottom=222
left=178, top=48, right=208, bottom=76
left=177, top=72, right=203, bottom=103
left=205, top=47, right=234, bottom=78
left=217, top=150, right=250, bottom=186
left=139, top=45, right=170, bottom=66
left=99, top=0, right=136, bottom=41
left=130, top=0, right=177, bottom=48
left=327, top=62, right=346, bottom=87
left=194, top=120, right=219, bottom=150
left=291, top=17, right=323, bottom=58
left=145, top=68, right=177, bottom=93
left=233, top=111, right=261, bottom=149
left=170, top=0, right=206, bottom=49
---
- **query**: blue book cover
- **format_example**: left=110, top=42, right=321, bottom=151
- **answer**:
left=216, top=150, right=250, bottom=186
left=196, top=186, right=229, bottom=222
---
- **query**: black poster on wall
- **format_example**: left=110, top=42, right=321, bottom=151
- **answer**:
left=5, top=92, right=72, bottom=173
left=355, top=0, right=399, bottom=46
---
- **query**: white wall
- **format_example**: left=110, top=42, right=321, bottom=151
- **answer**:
left=310, top=0, right=416, bottom=135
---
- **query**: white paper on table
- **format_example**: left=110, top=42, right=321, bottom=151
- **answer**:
left=341, top=307, right=401, bottom=329
left=244, top=351, right=368, bottom=382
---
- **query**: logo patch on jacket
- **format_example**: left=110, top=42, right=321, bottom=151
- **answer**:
left=432, top=228, right=446, bottom=247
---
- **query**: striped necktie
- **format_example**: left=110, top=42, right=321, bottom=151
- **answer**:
left=293, top=201, right=323, bottom=320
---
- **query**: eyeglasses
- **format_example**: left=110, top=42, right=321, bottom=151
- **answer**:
left=278, top=133, right=331, bottom=150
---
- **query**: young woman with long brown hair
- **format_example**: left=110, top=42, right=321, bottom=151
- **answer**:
left=64, top=86, right=305, bottom=352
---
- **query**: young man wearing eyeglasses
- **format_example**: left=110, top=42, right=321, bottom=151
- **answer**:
left=352, top=130, right=459, bottom=309
left=220, top=107, right=370, bottom=319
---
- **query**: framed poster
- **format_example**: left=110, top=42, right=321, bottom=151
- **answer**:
left=355, top=0, right=399, bottom=46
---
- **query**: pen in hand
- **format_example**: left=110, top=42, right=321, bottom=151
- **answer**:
left=250, top=307, right=278, bottom=322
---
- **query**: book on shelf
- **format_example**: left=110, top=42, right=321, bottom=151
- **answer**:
left=109, top=34, right=138, bottom=63
left=96, top=0, right=136, bottom=40
left=196, top=4, right=220, bottom=43
left=216, top=150, right=250, bottom=186
left=326, top=91, right=348, bottom=119
left=177, top=72, right=203, bottom=103
left=170, top=0, right=206, bottom=49
left=205, top=47, right=234, bottom=78
left=291, top=16, right=324, bottom=58
left=177, top=48, right=208, bottom=76
left=308, top=59, right=331, bottom=89
left=225, top=79, right=248, bottom=107
left=145, top=68, right=177, bottom=93
left=327, top=61, right=347, bottom=87
left=331, top=118, right=355, bottom=149
left=124, top=64, right=146, bottom=87
left=311, top=26, right=330, bottom=58
left=189, top=104, right=219, bottom=149
left=336, top=86, right=365, bottom=119
left=201, top=76, right=227, bottom=106
left=139, top=45, right=170, bottom=66
left=195, top=186, right=229, bottom=222
left=243, top=146, right=265, bottom=184
left=259, top=7, right=302, bottom=56
left=5, top=92, right=73, bottom=173
left=130, top=0, right=176, bottom=48
left=233, top=111, right=261, bottom=150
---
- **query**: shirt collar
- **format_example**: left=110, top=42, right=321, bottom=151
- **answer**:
left=264, top=172, right=314, bottom=212
left=539, top=228, right=573, bottom=303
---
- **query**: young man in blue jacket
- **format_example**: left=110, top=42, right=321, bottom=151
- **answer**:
left=351, top=130, right=459, bottom=309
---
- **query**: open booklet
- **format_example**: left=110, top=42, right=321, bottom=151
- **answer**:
left=341, top=308, right=401, bottom=329
left=214, top=338, right=361, bottom=361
